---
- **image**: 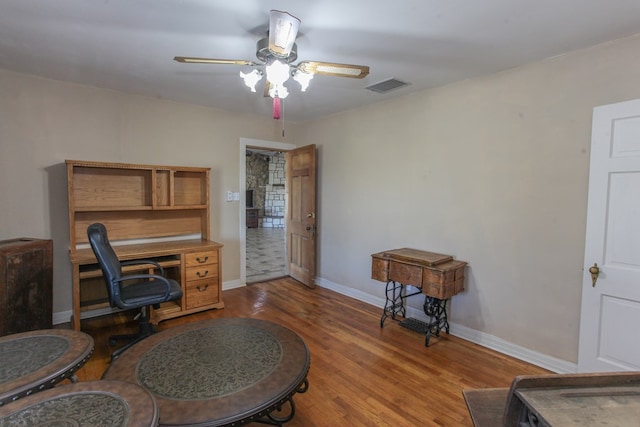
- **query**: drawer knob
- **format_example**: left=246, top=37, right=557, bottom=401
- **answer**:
left=196, top=256, right=209, bottom=263
left=196, top=284, right=209, bottom=292
left=196, top=270, right=209, bottom=278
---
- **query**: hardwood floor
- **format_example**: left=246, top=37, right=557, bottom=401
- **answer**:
left=69, top=278, right=549, bottom=426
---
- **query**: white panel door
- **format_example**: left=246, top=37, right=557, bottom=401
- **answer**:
left=578, top=99, right=640, bottom=372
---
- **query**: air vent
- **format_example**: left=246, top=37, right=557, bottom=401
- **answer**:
left=366, top=78, right=410, bottom=94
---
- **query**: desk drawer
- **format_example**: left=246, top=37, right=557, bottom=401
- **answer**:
left=185, top=278, right=219, bottom=310
left=185, top=251, right=218, bottom=267
left=371, top=258, right=389, bottom=282
left=389, top=261, right=422, bottom=286
left=186, top=266, right=218, bottom=282
left=422, top=261, right=466, bottom=299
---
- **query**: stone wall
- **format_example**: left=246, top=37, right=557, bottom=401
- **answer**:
left=246, top=151, right=286, bottom=228
left=245, top=152, right=269, bottom=212
left=263, top=153, right=285, bottom=228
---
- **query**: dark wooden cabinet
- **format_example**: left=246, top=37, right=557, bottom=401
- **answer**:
left=0, top=238, right=53, bottom=336
left=246, top=208, right=259, bottom=228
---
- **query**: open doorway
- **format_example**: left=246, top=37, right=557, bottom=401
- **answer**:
left=245, top=148, right=286, bottom=283
left=239, top=138, right=296, bottom=285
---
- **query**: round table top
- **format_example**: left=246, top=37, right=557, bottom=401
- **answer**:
left=0, top=329, right=94, bottom=406
left=103, top=317, right=310, bottom=426
left=0, top=380, right=158, bottom=426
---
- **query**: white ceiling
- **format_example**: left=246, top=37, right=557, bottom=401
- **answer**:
left=1, top=1, right=639, bottom=122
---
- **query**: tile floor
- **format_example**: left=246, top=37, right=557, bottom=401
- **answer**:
left=246, top=227, right=286, bottom=283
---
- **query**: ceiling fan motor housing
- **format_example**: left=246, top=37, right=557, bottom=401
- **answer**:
left=256, top=37, right=298, bottom=64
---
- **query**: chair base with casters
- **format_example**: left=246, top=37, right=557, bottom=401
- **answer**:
left=108, top=305, right=157, bottom=360
left=87, top=222, right=183, bottom=361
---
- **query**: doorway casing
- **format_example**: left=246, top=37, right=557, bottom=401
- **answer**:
left=239, top=138, right=296, bottom=285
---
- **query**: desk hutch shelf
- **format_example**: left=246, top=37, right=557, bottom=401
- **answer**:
left=66, top=160, right=224, bottom=331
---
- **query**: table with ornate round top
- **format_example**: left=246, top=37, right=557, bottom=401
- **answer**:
left=103, top=317, right=310, bottom=427
left=0, top=380, right=159, bottom=426
left=0, top=329, right=94, bottom=406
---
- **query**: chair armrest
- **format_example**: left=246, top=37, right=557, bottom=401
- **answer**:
left=121, top=259, right=165, bottom=276
left=114, top=274, right=172, bottom=300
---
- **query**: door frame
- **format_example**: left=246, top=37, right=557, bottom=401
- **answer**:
left=239, top=138, right=296, bottom=285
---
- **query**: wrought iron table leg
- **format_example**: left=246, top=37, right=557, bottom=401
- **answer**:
left=380, top=281, right=405, bottom=327
left=255, top=378, right=309, bottom=426
left=423, top=297, right=449, bottom=347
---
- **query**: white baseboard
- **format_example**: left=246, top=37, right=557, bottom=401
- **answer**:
left=222, top=279, right=245, bottom=291
left=53, top=306, right=119, bottom=325
left=445, top=320, right=577, bottom=374
left=53, top=275, right=578, bottom=374
left=314, top=276, right=578, bottom=374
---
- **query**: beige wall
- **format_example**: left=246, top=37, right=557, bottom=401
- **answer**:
left=0, top=70, right=299, bottom=315
left=2, top=32, right=640, bottom=365
left=297, top=33, right=640, bottom=363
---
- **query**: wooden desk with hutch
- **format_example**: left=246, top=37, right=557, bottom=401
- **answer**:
left=66, top=160, right=224, bottom=331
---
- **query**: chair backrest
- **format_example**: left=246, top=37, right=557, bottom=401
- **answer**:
left=87, top=223, right=123, bottom=307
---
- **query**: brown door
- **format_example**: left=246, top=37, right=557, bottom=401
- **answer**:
left=285, top=144, right=316, bottom=288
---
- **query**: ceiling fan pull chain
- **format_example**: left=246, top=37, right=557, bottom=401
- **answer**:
left=282, top=100, right=286, bottom=138
left=273, top=97, right=281, bottom=120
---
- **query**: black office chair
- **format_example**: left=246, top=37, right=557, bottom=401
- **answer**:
left=87, top=223, right=182, bottom=360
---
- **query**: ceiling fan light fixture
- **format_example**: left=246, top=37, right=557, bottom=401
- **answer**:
left=269, top=10, right=300, bottom=58
left=293, top=70, right=313, bottom=92
left=269, top=84, right=289, bottom=99
left=265, top=60, right=291, bottom=86
left=239, top=69, right=263, bottom=92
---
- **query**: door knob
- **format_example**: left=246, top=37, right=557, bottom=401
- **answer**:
left=589, top=263, right=600, bottom=287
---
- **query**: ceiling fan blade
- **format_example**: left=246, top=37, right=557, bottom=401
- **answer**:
left=174, top=56, right=257, bottom=66
left=296, top=61, right=370, bottom=79
left=268, top=10, right=300, bottom=58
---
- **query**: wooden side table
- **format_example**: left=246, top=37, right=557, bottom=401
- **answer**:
left=0, top=380, right=158, bottom=426
left=0, top=329, right=94, bottom=406
left=371, top=248, right=467, bottom=346
left=104, top=318, right=310, bottom=426
left=246, top=208, right=259, bottom=228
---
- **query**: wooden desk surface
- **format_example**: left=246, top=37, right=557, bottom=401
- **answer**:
left=71, top=238, right=223, bottom=264
left=371, top=247, right=453, bottom=267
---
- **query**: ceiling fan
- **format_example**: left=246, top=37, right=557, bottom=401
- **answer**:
left=174, top=10, right=370, bottom=119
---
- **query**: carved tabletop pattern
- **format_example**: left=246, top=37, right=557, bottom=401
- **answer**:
left=0, top=380, right=158, bottom=427
left=137, top=323, right=283, bottom=400
left=0, top=336, right=68, bottom=383
left=0, top=330, right=94, bottom=407
left=0, top=393, right=127, bottom=426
